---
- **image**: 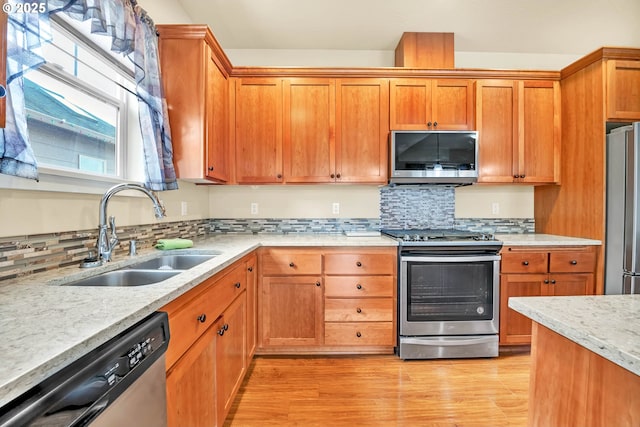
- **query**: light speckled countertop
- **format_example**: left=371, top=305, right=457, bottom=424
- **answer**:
left=509, top=295, right=640, bottom=376
left=496, top=233, right=601, bottom=246
left=0, top=232, right=601, bottom=408
left=0, top=234, right=396, bottom=408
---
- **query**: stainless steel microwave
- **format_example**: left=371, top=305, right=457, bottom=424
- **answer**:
left=390, top=130, right=478, bottom=184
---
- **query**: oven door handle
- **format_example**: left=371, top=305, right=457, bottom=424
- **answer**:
left=401, top=336, right=498, bottom=346
left=401, top=255, right=501, bottom=263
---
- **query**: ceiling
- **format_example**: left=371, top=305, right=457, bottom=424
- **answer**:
left=174, top=0, right=640, bottom=56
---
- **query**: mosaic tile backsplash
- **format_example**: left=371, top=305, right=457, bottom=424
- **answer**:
left=0, top=185, right=534, bottom=281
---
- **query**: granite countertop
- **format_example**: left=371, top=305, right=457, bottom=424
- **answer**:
left=509, top=295, right=640, bottom=376
left=0, top=233, right=397, bottom=408
left=495, top=233, right=601, bottom=246
left=0, top=231, right=600, bottom=408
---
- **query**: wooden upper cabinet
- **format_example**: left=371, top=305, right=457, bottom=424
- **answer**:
left=390, top=78, right=474, bottom=130
left=1, top=10, right=6, bottom=128
left=234, top=78, right=283, bottom=183
left=335, top=78, right=389, bottom=183
left=606, top=59, right=640, bottom=121
left=283, top=78, right=335, bottom=183
left=477, top=79, right=560, bottom=184
left=157, top=25, right=230, bottom=183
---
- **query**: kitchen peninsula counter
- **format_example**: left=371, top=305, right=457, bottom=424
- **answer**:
left=510, top=295, right=640, bottom=426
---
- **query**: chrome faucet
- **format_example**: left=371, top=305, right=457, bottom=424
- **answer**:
left=82, top=183, right=165, bottom=267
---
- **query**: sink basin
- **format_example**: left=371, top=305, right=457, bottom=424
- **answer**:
left=128, top=254, right=216, bottom=270
left=66, top=269, right=180, bottom=287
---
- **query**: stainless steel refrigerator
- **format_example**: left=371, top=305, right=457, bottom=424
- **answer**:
left=606, top=122, right=640, bottom=294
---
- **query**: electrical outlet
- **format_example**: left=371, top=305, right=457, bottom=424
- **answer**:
left=250, top=202, right=258, bottom=215
left=491, top=202, right=500, bottom=215
left=181, top=201, right=188, bottom=216
left=332, top=202, right=340, bottom=215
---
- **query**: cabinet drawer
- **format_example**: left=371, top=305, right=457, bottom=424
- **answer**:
left=260, top=249, right=322, bottom=275
left=549, top=251, right=596, bottom=273
left=324, top=253, right=395, bottom=275
left=501, top=252, right=548, bottom=273
left=324, top=276, right=394, bottom=297
left=164, top=264, right=246, bottom=369
left=325, top=298, right=394, bottom=322
left=325, top=322, right=394, bottom=346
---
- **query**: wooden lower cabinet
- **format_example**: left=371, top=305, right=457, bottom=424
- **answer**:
left=499, top=246, right=597, bottom=345
left=257, top=247, right=397, bottom=354
left=162, top=254, right=253, bottom=427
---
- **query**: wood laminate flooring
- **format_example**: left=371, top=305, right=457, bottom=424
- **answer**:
left=225, top=349, right=530, bottom=427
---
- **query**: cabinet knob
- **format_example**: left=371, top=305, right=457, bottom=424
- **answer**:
left=522, top=261, right=529, bottom=266
left=248, top=266, right=253, bottom=272
left=433, top=121, right=438, bottom=127
left=277, top=174, right=282, bottom=179
left=356, top=307, right=362, bottom=313
left=218, top=329, right=224, bottom=336
left=519, top=175, right=525, bottom=179
left=427, top=121, right=433, bottom=127
left=224, top=323, right=229, bottom=331
left=234, top=282, right=241, bottom=288
left=356, top=261, right=362, bottom=267
left=336, top=173, right=341, bottom=179
left=570, top=260, right=578, bottom=265
left=551, top=279, right=556, bottom=284
left=316, top=281, right=321, bottom=287
left=356, top=332, right=362, bottom=338
left=544, top=279, right=549, bottom=284
left=514, top=175, right=519, bottom=179
left=208, top=166, right=214, bottom=171
left=330, top=173, right=335, bottom=178
left=356, top=284, right=363, bottom=290
left=289, top=262, right=295, bottom=267
left=197, top=314, right=207, bottom=323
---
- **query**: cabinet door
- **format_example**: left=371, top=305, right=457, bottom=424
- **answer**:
left=234, top=78, right=283, bottom=183
left=245, top=255, right=257, bottom=359
left=166, top=326, right=217, bottom=427
left=205, top=52, right=229, bottom=182
left=519, top=81, right=560, bottom=183
left=283, top=78, right=335, bottom=183
left=216, top=293, right=247, bottom=427
left=260, top=276, right=323, bottom=347
left=607, top=60, right=640, bottom=121
left=390, top=79, right=432, bottom=130
left=431, top=79, right=475, bottom=130
left=335, top=79, right=389, bottom=183
left=548, top=273, right=594, bottom=296
left=499, top=273, right=546, bottom=345
left=476, top=80, right=519, bottom=183
left=0, top=10, right=6, bottom=128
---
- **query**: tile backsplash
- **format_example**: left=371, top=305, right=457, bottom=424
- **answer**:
left=0, top=186, right=533, bottom=281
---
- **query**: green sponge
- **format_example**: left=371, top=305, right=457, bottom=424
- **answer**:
left=155, top=238, right=194, bottom=250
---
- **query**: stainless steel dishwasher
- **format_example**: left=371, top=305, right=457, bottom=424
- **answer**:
left=0, top=311, right=170, bottom=427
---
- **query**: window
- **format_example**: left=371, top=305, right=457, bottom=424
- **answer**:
left=1, top=16, right=146, bottom=191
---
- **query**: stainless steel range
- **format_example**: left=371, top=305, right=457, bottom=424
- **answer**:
left=382, top=229, right=503, bottom=360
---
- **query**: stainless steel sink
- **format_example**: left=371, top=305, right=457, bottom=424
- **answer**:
left=127, top=254, right=216, bottom=270
left=66, top=269, right=180, bottom=287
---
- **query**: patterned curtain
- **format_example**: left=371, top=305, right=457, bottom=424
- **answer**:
left=1, top=0, right=178, bottom=191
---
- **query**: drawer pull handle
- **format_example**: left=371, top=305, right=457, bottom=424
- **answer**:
left=289, top=262, right=295, bottom=267
left=316, top=281, right=321, bottom=287
left=248, top=266, right=253, bottom=272
left=356, top=261, right=362, bottom=267
left=570, top=260, right=578, bottom=265
left=234, top=282, right=241, bottom=289
left=522, top=261, right=529, bottom=266
left=356, top=308, right=362, bottom=313
left=197, top=314, right=207, bottom=323
left=356, top=284, right=363, bottom=290
left=356, top=332, right=362, bottom=338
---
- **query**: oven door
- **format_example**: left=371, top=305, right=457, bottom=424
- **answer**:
left=400, top=254, right=500, bottom=336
